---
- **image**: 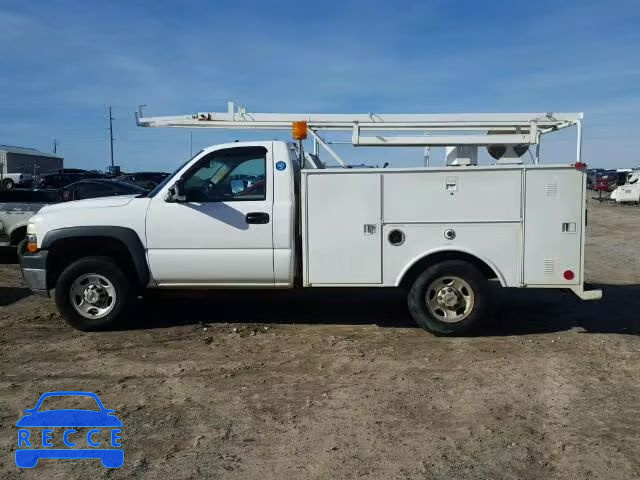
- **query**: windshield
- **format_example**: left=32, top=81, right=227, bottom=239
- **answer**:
left=146, top=151, right=202, bottom=198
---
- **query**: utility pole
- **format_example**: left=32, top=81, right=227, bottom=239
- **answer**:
left=108, top=106, right=115, bottom=168
left=53, top=138, right=58, bottom=154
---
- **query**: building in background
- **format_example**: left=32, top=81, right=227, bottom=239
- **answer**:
left=0, top=144, right=63, bottom=176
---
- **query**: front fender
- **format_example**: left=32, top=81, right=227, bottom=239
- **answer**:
left=42, top=226, right=150, bottom=287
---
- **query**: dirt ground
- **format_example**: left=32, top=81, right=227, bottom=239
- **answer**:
left=1, top=197, right=639, bottom=479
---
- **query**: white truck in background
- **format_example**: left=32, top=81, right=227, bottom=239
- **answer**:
left=18, top=106, right=601, bottom=335
left=0, top=198, right=49, bottom=247
left=610, top=170, right=640, bottom=204
left=0, top=172, right=32, bottom=190
left=0, top=190, right=58, bottom=247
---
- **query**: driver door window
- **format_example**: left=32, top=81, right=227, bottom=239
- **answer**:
left=183, top=146, right=267, bottom=203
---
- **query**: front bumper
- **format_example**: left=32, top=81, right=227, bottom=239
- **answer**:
left=17, top=241, right=49, bottom=297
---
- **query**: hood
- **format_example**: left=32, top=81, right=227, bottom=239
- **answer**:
left=16, top=409, right=123, bottom=427
left=40, top=195, right=138, bottom=214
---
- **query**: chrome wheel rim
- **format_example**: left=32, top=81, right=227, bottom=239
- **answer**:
left=69, top=273, right=116, bottom=319
left=425, top=276, right=474, bottom=323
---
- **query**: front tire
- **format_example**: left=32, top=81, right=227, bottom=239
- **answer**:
left=407, top=260, right=491, bottom=336
left=54, top=256, right=131, bottom=331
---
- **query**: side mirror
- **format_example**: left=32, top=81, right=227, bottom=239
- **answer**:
left=165, top=178, right=186, bottom=202
left=230, top=179, right=246, bottom=195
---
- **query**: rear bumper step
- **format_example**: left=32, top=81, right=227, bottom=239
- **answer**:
left=570, top=284, right=603, bottom=301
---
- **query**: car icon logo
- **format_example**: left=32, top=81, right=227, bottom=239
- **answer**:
left=15, top=391, right=123, bottom=468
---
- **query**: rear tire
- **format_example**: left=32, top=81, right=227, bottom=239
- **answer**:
left=407, top=260, right=491, bottom=336
left=54, top=256, right=131, bottom=331
left=3, top=178, right=15, bottom=190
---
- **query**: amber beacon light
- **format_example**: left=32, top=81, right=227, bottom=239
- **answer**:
left=292, top=121, right=308, bottom=140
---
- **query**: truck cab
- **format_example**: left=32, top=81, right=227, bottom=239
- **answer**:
left=145, top=141, right=297, bottom=287
left=20, top=141, right=300, bottom=330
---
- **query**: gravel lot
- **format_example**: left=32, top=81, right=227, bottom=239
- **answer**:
left=1, top=197, right=639, bottom=479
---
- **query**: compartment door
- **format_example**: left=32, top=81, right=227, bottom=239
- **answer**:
left=524, top=169, right=583, bottom=285
left=306, top=173, right=381, bottom=284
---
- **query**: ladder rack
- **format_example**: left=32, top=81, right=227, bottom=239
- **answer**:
left=135, top=103, right=583, bottom=167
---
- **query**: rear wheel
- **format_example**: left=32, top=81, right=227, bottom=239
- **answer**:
left=2, top=178, right=15, bottom=190
left=54, top=256, right=131, bottom=331
left=407, top=260, right=491, bottom=336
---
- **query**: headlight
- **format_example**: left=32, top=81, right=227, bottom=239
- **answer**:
left=27, top=223, right=36, bottom=234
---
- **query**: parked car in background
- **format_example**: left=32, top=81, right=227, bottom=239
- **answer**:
left=60, top=179, right=147, bottom=201
left=593, top=170, right=618, bottom=192
left=0, top=172, right=32, bottom=190
left=36, top=171, right=105, bottom=189
left=117, top=172, right=169, bottom=190
left=0, top=190, right=58, bottom=247
left=0, top=180, right=145, bottom=247
left=586, top=169, right=601, bottom=190
left=616, top=169, right=632, bottom=187
left=57, top=168, right=98, bottom=175
left=611, top=170, right=640, bottom=204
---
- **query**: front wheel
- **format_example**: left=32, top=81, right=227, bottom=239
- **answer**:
left=54, top=256, right=131, bottom=331
left=407, top=260, right=491, bottom=336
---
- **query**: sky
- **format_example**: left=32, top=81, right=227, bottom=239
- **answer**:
left=0, top=0, right=639, bottom=171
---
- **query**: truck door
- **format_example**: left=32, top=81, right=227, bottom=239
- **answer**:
left=145, top=143, right=274, bottom=285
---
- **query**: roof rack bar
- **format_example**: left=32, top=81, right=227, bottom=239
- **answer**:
left=135, top=105, right=582, bottom=151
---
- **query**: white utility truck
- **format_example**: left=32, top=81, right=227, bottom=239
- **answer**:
left=19, top=105, right=601, bottom=335
left=610, top=170, right=640, bottom=204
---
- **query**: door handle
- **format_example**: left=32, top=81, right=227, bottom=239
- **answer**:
left=245, top=212, right=270, bottom=224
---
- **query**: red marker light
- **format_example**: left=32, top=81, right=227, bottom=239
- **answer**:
left=563, top=270, right=575, bottom=281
